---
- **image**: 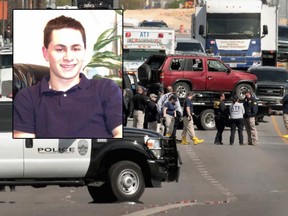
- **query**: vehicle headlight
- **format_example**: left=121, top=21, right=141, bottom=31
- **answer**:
left=252, top=52, right=261, bottom=57
left=144, top=136, right=163, bottom=159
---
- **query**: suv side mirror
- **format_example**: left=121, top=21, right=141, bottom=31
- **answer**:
left=199, top=25, right=204, bottom=36
left=262, top=25, right=268, bottom=35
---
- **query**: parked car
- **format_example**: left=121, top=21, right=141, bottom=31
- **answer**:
left=248, top=66, right=288, bottom=111
left=138, top=54, right=257, bottom=100
left=175, top=38, right=205, bottom=55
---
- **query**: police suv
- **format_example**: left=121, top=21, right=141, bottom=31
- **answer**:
left=0, top=61, right=180, bottom=202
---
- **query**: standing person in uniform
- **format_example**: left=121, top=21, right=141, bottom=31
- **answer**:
left=281, top=94, right=288, bottom=138
left=146, top=93, right=159, bottom=131
left=229, top=96, right=245, bottom=145
left=162, top=94, right=177, bottom=137
left=213, top=92, right=228, bottom=145
left=181, top=91, right=204, bottom=145
left=157, top=86, right=182, bottom=135
left=123, top=88, right=133, bottom=126
left=243, top=90, right=259, bottom=145
left=132, top=86, right=149, bottom=129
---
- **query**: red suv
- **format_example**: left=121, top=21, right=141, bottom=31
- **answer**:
left=138, top=54, right=257, bottom=99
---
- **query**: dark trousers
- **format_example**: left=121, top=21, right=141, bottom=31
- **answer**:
left=214, top=117, right=226, bottom=143
left=230, top=118, right=244, bottom=145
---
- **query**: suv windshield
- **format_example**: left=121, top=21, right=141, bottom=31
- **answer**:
left=123, top=49, right=165, bottom=61
left=251, top=69, right=288, bottom=82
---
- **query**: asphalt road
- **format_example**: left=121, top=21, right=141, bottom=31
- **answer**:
left=1, top=115, right=288, bottom=216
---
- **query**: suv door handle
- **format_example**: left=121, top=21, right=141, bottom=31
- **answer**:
left=25, top=139, right=33, bottom=148
left=207, top=76, right=213, bottom=80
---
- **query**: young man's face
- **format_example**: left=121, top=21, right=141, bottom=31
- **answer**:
left=42, top=28, right=86, bottom=80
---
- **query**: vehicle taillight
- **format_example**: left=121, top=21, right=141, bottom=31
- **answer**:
left=160, top=71, right=164, bottom=80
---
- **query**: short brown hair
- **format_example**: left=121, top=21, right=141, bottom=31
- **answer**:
left=43, top=15, right=86, bottom=49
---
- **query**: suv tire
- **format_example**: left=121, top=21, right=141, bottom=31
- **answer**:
left=138, top=64, right=152, bottom=85
left=108, top=161, right=145, bottom=202
left=174, top=82, right=190, bottom=99
left=235, top=83, right=253, bottom=99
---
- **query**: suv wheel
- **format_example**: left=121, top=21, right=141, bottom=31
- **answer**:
left=174, top=82, right=190, bottom=99
left=235, top=83, right=253, bottom=100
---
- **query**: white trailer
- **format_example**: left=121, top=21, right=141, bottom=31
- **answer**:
left=192, top=0, right=278, bottom=69
left=123, top=26, right=175, bottom=87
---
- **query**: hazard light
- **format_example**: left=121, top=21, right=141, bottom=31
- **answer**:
left=125, top=32, right=131, bottom=37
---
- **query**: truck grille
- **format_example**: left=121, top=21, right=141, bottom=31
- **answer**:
left=257, top=87, right=284, bottom=97
left=219, top=52, right=246, bottom=57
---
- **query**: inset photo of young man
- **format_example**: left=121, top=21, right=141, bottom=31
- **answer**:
left=13, top=9, right=123, bottom=138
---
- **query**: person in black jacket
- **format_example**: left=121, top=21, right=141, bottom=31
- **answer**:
left=281, top=94, right=288, bottom=138
left=213, top=92, right=228, bottom=145
left=123, top=88, right=133, bottom=126
left=243, top=90, right=259, bottom=145
left=132, top=86, right=149, bottom=129
left=146, top=93, right=159, bottom=131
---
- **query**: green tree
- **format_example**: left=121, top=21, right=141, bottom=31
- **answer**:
left=87, top=27, right=122, bottom=70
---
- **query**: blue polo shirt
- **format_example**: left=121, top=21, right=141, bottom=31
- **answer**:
left=13, top=73, right=122, bottom=138
left=164, top=101, right=176, bottom=116
left=183, top=98, right=193, bottom=117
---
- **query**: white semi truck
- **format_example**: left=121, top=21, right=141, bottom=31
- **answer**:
left=192, top=0, right=278, bottom=70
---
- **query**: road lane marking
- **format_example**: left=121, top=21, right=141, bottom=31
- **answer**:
left=123, top=200, right=230, bottom=216
left=184, top=145, right=237, bottom=203
left=271, top=116, right=288, bottom=145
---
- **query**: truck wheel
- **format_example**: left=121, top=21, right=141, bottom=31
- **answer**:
left=87, top=183, right=116, bottom=203
left=235, top=84, right=253, bottom=100
left=174, top=82, right=190, bottom=99
left=138, top=64, right=151, bottom=85
left=199, top=109, right=215, bottom=130
left=108, top=161, right=145, bottom=202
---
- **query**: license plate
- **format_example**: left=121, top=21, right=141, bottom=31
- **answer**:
left=228, top=63, right=237, bottom=68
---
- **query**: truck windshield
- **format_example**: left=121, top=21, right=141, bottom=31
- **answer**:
left=207, top=13, right=260, bottom=39
left=279, top=26, right=288, bottom=41
left=123, top=49, right=166, bottom=61
left=0, top=54, right=12, bottom=69
left=251, top=69, right=288, bottom=82
left=175, top=42, right=204, bottom=53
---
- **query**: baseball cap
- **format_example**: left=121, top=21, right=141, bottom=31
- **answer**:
left=149, top=93, right=157, bottom=99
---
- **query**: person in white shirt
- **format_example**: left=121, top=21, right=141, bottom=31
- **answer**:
left=229, top=96, right=245, bottom=145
